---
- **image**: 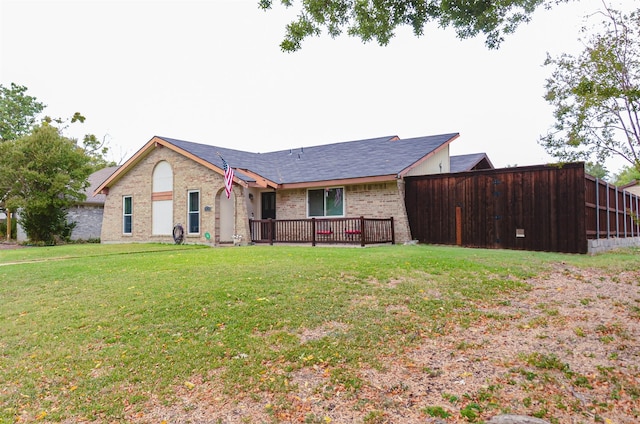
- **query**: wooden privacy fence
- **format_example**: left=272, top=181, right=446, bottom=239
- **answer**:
left=249, top=217, right=395, bottom=246
left=405, top=163, right=640, bottom=254
left=586, top=174, right=640, bottom=239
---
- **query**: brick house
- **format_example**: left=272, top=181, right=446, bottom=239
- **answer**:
left=95, top=133, right=482, bottom=245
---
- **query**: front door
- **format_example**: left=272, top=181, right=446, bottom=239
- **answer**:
left=261, top=192, right=276, bottom=241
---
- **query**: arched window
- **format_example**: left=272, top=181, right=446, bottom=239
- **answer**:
left=153, top=161, right=173, bottom=192
left=152, top=161, right=173, bottom=235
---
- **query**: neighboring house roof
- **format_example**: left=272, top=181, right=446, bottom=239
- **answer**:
left=83, top=166, right=119, bottom=205
left=449, top=153, right=494, bottom=173
left=620, top=180, right=640, bottom=196
left=95, top=133, right=460, bottom=194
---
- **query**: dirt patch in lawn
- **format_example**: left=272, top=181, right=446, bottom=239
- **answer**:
left=135, top=265, right=640, bottom=423
left=0, top=242, right=25, bottom=250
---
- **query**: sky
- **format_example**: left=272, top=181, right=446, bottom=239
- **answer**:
left=0, top=0, right=633, bottom=173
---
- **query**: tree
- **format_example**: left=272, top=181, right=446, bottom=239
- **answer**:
left=259, top=0, right=551, bottom=52
left=43, top=112, right=116, bottom=171
left=585, top=161, right=609, bottom=180
left=612, top=164, right=640, bottom=186
left=540, top=6, right=640, bottom=170
left=0, top=83, right=45, bottom=142
left=0, top=123, right=93, bottom=244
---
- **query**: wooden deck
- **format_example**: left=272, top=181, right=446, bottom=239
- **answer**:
left=249, top=217, right=394, bottom=246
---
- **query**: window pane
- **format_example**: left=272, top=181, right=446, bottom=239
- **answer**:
left=123, top=196, right=132, bottom=234
left=189, top=191, right=199, bottom=212
left=124, top=216, right=132, bottom=234
left=188, top=212, right=199, bottom=233
left=325, top=188, right=343, bottom=216
left=123, top=197, right=132, bottom=214
left=308, top=189, right=324, bottom=217
left=188, top=191, right=199, bottom=233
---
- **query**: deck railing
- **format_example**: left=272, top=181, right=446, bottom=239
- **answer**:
left=249, top=216, right=394, bottom=246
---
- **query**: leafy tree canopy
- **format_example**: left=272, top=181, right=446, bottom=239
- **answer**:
left=0, top=83, right=45, bottom=142
left=259, top=0, right=552, bottom=52
left=540, top=6, right=640, bottom=170
left=585, top=161, right=609, bottom=180
left=612, top=164, right=640, bottom=186
left=42, top=113, right=116, bottom=171
left=0, top=123, right=94, bottom=243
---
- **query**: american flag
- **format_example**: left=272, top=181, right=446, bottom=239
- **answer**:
left=221, top=155, right=234, bottom=199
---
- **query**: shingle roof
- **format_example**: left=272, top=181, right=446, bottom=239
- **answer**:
left=83, top=166, right=119, bottom=204
left=160, top=133, right=459, bottom=185
left=449, top=153, right=493, bottom=173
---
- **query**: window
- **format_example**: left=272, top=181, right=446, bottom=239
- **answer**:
left=123, top=196, right=133, bottom=234
left=152, top=161, right=173, bottom=235
left=307, top=187, right=344, bottom=217
left=188, top=190, right=200, bottom=234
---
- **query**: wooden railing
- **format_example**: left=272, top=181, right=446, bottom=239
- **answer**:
left=249, top=217, right=394, bottom=246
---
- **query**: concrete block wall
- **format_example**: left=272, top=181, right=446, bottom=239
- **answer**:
left=68, top=205, right=103, bottom=240
left=587, top=237, right=640, bottom=255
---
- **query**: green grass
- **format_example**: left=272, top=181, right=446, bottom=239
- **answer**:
left=0, top=243, right=638, bottom=422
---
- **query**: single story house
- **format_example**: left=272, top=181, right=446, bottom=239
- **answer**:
left=95, top=133, right=488, bottom=245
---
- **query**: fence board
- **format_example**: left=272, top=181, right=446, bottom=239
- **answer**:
left=405, top=163, right=589, bottom=253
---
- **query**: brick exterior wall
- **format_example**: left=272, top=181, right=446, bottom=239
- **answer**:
left=275, top=180, right=412, bottom=243
left=101, top=146, right=251, bottom=245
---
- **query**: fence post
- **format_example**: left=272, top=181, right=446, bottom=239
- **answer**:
left=311, top=218, right=317, bottom=247
left=359, top=216, right=365, bottom=247
left=595, top=178, right=600, bottom=239
left=604, top=183, right=611, bottom=239
left=268, top=218, right=274, bottom=245
left=390, top=216, right=395, bottom=245
left=624, top=192, right=628, bottom=237
left=455, top=206, right=462, bottom=246
left=615, top=185, right=619, bottom=237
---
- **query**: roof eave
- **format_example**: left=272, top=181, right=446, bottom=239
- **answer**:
left=237, top=168, right=279, bottom=189
left=477, top=154, right=494, bottom=170
left=93, top=136, right=248, bottom=196
left=93, top=136, right=161, bottom=196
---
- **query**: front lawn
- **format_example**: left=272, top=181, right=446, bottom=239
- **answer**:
left=1, top=244, right=638, bottom=423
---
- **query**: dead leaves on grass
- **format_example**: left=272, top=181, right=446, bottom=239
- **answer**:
left=92, top=266, right=640, bottom=423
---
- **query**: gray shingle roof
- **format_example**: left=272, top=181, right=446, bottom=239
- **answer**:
left=83, top=166, right=119, bottom=204
left=160, top=133, right=459, bottom=185
left=450, top=153, right=493, bottom=173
